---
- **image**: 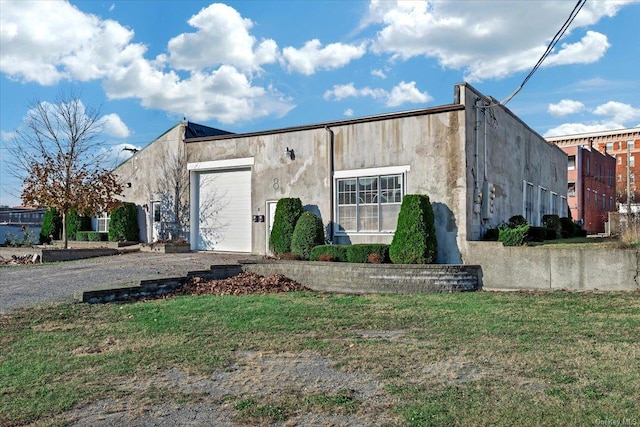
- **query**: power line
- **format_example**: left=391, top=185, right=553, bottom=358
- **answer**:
left=501, top=0, right=587, bottom=105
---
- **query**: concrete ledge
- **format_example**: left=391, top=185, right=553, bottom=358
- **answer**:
left=0, top=247, right=120, bottom=263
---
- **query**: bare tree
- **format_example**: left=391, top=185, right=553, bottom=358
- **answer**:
left=8, top=91, right=123, bottom=248
left=153, top=142, right=190, bottom=240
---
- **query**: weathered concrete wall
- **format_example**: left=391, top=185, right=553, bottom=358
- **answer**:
left=465, top=242, right=639, bottom=291
left=113, top=124, right=187, bottom=242
left=458, top=84, right=569, bottom=242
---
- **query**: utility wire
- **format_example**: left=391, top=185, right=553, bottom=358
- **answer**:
left=501, top=0, right=587, bottom=105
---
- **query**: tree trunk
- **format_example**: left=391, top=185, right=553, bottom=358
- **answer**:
left=62, top=211, right=68, bottom=249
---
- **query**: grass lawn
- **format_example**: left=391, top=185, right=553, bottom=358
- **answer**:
left=1, top=291, right=639, bottom=426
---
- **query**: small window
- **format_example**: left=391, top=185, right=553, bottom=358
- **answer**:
left=618, top=174, right=622, bottom=182
left=567, top=183, right=576, bottom=197
left=618, top=156, right=622, bottom=165
left=628, top=140, right=635, bottom=150
left=606, top=142, right=613, bottom=152
left=153, top=201, right=161, bottom=222
left=632, top=156, right=636, bottom=167
left=567, top=155, right=576, bottom=170
left=631, top=174, right=635, bottom=184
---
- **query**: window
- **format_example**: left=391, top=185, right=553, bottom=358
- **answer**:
left=551, top=192, right=558, bottom=215
left=618, top=174, right=622, bottom=182
left=618, top=156, right=623, bottom=165
left=593, top=190, right=598, bottom=208
left=631, top=174, right=635, bottom=184
left=602, top=194, right=606, bottom=210
left=587, top=188, right=591, bottom=206
left=538, top=186, right=547, bottom=225
left=586, top=156, right=590, bottom=175
left=97, top=213, right=110, bottom=232
left=628, top=140, right=635, bottom=150
left=606, top=142, right=613, bottom=152
left=631, top=156, right=635, bottom=167
left=560, top=196, right=567, bottom=217
left=567, top=182, right=576, bottom=197
left=567, top=155, right=576, bottom=170
left=153, top=201, right=161, bottom=222
left=336, top=173, right=404, bottom=232
left=523, top=181, right=534, bottom=223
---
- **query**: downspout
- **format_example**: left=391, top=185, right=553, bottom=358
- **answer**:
left=325, top=126, right=335, bottom=242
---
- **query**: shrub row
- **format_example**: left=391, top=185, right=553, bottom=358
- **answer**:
left=75, top=231, right=108, bottom=242
left=486, top=214, right=588, bottom=245
left=310, top=244, right=390, bottom=263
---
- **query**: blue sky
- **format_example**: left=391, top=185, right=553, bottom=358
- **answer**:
left=1, top=0, right=639, bottom=207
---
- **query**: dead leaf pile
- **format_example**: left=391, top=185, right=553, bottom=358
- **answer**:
left=174, top=272, right=310, bottom=296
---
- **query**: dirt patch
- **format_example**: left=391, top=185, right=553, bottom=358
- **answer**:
left=60, top=351, right=400, bottom=426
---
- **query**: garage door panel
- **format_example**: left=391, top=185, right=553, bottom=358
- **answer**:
left=197, top=168, right=251, bottom=252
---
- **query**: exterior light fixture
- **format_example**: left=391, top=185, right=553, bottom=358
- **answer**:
left=285, top=147, right=295, bottom=160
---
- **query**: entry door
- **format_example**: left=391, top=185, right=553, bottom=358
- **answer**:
left=266, top=200, right=278, bottom=253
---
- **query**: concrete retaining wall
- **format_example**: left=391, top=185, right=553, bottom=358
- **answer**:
left=240, top=261, right=480, bottom=294
left=465, top=242, right=639, bottom=291
left=0, top=247, right=120, bottom=263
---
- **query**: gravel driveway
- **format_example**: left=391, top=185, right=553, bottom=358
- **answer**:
left=0, top=250, right=253, bottom=313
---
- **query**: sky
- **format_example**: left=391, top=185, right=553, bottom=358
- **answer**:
left=1, top=0, right=639, bottom=207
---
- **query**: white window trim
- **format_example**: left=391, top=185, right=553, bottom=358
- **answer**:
left=334, top=165, right=410, bottom=179
left=334, top=167, right=409, bottom=235
left=188, top=157, right=254, bottom=171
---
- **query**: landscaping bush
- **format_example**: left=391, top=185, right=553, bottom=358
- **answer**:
left=347, top=244, right=390, bottom=263
left=310, top=245, right=348, bottom=262
left=66, top=208, right=92, bottom=241
left=269, top=198, right=304, bottom=254
left=542, top=214, right=562, bottom=239
left=507, top=215, right=528, bottom=228
left=39, top=207, right=62, bottom=244
left=108, top=202, right=139, bottom=242
left=499, top=225, right=530, bottom=246
left=76, top=231, right=107, bottom=242
left=527, top=226, right=546, bottom=242
left=559, top=217, right=575, bottom=238
left=291, top=211, right=325, bottom=260
left=389, top=194, right=437, bottom=264
left=482, top=227, right=500, bottom=241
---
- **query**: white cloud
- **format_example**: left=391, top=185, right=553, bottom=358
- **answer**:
left=366, top=0, right=630, bottom=82
left=166, top=3, right=278, bottom=73
left=386, top=81, right=432, bottom=107
left=324, top=81, right=431, bottom=108
left=371, top=68, right=387, bottom=79
left=0, top=0, right=146, bottom=85
left=282, top=39, right=366, bottom=75
left=1, top=130, right=16, bottom=142
left=593, top=101, right=640, bottom=124
left=544, top=122, right=625, bottom=137
left=100, top=143, right=143, bottom=168
left=344, top=108, right=354, bottom=117
left=548, top=99, right=585, bottom=117
left=99, top=114, right=130, bottom=138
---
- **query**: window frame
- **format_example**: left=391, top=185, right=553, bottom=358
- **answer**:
left=334, top=166, right=409, bottom=235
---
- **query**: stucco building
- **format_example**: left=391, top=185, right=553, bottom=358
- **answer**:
left=115, top=83, right=567, bottom=263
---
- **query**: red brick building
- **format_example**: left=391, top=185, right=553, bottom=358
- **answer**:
left=548, top=128, right=637, bottom=233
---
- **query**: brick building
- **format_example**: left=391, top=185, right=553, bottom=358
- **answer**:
left=548, top=128, right=638, bottom=233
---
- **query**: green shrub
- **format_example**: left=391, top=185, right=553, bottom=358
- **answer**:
left=75, top=231, right=89, bottom=241
left=269, top=198, right=304, bottom=254
left=65, top=208, right=92, bottom=241
left=291, top=211, right=325, bottom=260
left=310, top=245, right=348, bottom=262
left=39, top=207, right=62, bottom=244
left=482, top=227, right=500, bottom=241
left=542, top=214, right=561, bottom=239
left=389, top=194, right=437, bottom=264
left=559, top=217, right=575, bottom=238
left=77, top=231, right=107, bottom=242
left=346, top=244, right=390, bottom=263
left=108, top=202, right=139, bottom=242
left=507, top=215, right=528, bottom=228
left=499, top=225, right=529, bottom=246
left=527, top=226, right=546, bottom=242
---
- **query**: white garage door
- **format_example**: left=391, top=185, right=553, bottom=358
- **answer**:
left=196, top=168, right=251, bottom=252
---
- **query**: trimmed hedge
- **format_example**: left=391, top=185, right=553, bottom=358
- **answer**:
left=346, top=244, right=390, bottom=263
left=39, top=207, right=62, bottom=244
left=310, top=245, right=348, bottom=262
left=507, top=215, right=528, bottom=228
left=527, top=226, right=547, bottom=243
left=482, top=227, right=500, bottom=241
left=291, top=211, right=325, bottom=260
left=389, top=194, right=437, bottom=264
left=108, top=202, right=139, bottom=242
left=559, top=217, right=575, bottom=238
left=76, top=231, right=108, bottom=242
left=66, top=208, right=92, bottom=240
left=269, top=198, right=304, bottom=254
left=499, top=225, right=529, bottom=246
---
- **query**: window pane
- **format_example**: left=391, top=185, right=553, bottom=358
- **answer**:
left=358, top=177, right=378, bottom=204
left=358, top=204, right=378, bottom=231
left=338, top=179, right=357, bottom=205
left=380, top=204, right=400, bottom=230
left=380, top=175, right=401, bottom=203
left=338, top=205, right=356, bottom=231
